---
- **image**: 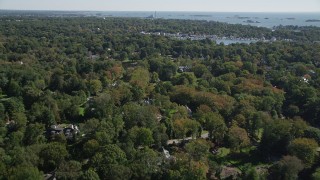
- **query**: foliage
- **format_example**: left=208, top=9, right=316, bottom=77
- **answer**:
left=288, top=138, right=318, bottom=165
left=0, top=15, right=320, bottom=179
left=227, top=125, right=250, bottom=151
left=268, top=156, right=304, bottom=180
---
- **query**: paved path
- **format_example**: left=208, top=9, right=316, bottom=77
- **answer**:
left=167, top=133, right=209, bottom=145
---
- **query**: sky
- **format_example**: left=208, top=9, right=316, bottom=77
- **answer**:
left=0, top=0, right=319, bottom=12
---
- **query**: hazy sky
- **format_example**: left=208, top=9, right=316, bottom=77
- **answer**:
left=0, top=0, right=319, bottom=12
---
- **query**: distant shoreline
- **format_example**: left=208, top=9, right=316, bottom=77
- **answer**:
left=1, top=10, right=320, bottom=28
left=1, top=9, right=320, bottom=13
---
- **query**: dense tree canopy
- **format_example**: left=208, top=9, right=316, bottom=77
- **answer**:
left=0, top=14, right=320, bottom=179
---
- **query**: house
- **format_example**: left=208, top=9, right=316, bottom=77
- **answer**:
left=178, top=66, right=190, bottom=73
left=302, top=74, right=311, bottom=83
left=48, top=124, right=80, bottom=140
left=185, top=105, right=192, bottom=115
left=44, top=172, right=56, bottom=180
left=162, top=147, right=171, bottom=159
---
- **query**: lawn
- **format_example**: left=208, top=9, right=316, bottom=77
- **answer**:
left=78, top=107, right=85, bottom=116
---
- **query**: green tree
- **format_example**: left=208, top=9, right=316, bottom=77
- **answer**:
left=7, top=80, right=22, bottom=97
left=173, top=118, right=200, bottom=139
left=185, top=139, right=211, bottom=161
left=88, top=79, right=102, bottom=95
left=80, top=169, right=100, bottom=180
left=82, top=118, right=100, bottom=134
left=259, top=119, right=292, bottom=156
left=290, top=117, right=308, bottom=138
left=192, top=64, right=209, bottom=78
left=130, top=147, right=159, bottom=179
left=83, top=139, right=99, bottom=158
left=23, top=123, right=45, bottom=145
left=227, top=125, right=250, bottom=152
left=288, top=138, right=318, bottom=165
left=304, top=127, right=320, bottom=144
left=91, top=144, right=128, bottom=179
left=9, top=166, right=43, bottom=180
left=56, top=160, right=82, bottom=180
left=128, top=126, right=154, bottom=147
left=11, top=112, right=27, bottom=131
left=202, top=112, right=227, bottom=144
left=6, top=131, right=24, bottom=149
left=40, top=142, right=68, bottom=171
left=122, top=103, right=157, bottom=129
left=269, top=155, right=304, bottom=180
left=312, top=167, right=320, bottom=180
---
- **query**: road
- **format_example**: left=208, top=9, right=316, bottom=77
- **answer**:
left=167, top=132, right=209, bottom=145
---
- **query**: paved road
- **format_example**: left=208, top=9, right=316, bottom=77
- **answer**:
left=167, top=133, right=209, bottom=145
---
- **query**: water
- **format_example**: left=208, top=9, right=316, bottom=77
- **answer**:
left=216, top=39, right=258, bottom=45
left=1, top=10, right=319, bottom=28
left=98, top=11, right=320, bottom=28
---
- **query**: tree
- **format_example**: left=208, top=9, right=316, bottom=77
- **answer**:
left=88, top=93, right=113, bottom=119
left=288, top=138, right=318, bottom=165
left=172, top=72, right=197, bottom=86
left=10, top=112, right=27, bottom=131
left=312, top=167, right=320, bottom=180
left=166, top=152, right=208, bottom=180
left=184, top=119, right=201, bottom=138
left=40, top=142, right=68, bottom=171
left=304, top=127, right=320, bottom=144
left=81, top=118, right=100, bottom=134
left=87, top=79, right=102, bottom=95
left=83, top=139, right=99, bottom=158
left=227, top=125, right=250, bottom=152
left=259, top=96, right=276, bottom=112
left=173, top=119, right=187, bottom=139
left=91, top=144, right=128, bottom=179
left=23, top=123, right=45, bottom=145
left=259, top=119, right=292, bottom=156
left=128, top=127, right=154, bottom=147
left=269, top=156, right=304, bottom=180
left=129, top=67, right=150, bottom=91
left=240, top=163, right=261, bottom=180
left=130, top=147, right=159, bottom=179
left=160, top=61, right=178, bottom=81
left=3, top=97, right=25, bottom=117
left=122, top=103, right=157, bottom=130
left=80, top=169, right=100, bottom=180
left=202, top=112, right=227, bottom=144
left=9, top=166, right=43, bottom=180
left=6, top=131, right=24, bottom=148
left=95, top=119, right=117, bottom=145
left=56, top=160, right=82, bottom=180
left=7, top=80, right=22, bottom=97
left=185, top=139, right=211, bottom=161
left=192, top=64, right=209, bottom=78
left=231, top=114, right=246, bottom=128
left=173, top=118, right=200, bottom=139
left=290, top=117, right=308, bottom=138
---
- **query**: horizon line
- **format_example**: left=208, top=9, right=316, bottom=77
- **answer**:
left=1, top=9, right=320, bottom=13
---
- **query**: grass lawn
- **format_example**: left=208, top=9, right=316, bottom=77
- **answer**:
left=217, top=147, right=231, bottom=158
left=201, top=130, right=208, bottom=135
left=78, top=107, right=85, bottom=116
left=257, top=128, right=264, bottom=142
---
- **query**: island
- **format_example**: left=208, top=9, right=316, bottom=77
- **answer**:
left=306, top=19, right=320, bottom=22
left=243, top=20, right=260, bottom=23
